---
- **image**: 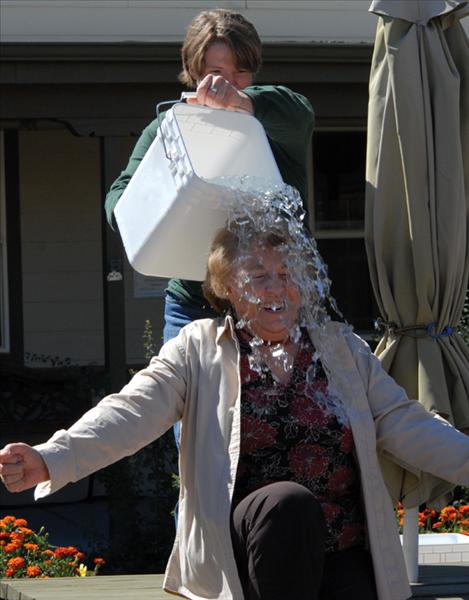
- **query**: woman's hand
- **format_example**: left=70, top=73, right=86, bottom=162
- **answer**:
left=187, top=75, right=254, bottom=114
left=0, top=443, right=50, bottom=493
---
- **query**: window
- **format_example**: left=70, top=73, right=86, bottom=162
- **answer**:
left=0, top=131, right=10, bottom=352
left=311, top=129, right=378, bottom=335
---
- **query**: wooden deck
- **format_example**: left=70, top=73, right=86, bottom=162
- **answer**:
left=0, top=575, right=169, bottom=600
left=412, top=564, right=469, bottom=600
left=1, top=565, right=469, bottom=600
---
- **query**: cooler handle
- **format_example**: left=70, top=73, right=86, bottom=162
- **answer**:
left=156, top=93, right=197, bottom=160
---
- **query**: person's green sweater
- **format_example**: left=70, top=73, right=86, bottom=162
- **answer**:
left=105, top=85, right=314, bottom=308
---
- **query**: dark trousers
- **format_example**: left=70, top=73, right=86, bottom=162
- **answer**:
left=230, top=481, right=378, bottom=600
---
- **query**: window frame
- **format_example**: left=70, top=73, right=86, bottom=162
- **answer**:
left=309, top=125, right=378, bottom=342
left=309, top=125, right=366, bottom=241
left=0, top=131, right=10, bottom=353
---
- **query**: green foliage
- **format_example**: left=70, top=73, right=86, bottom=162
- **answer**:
left=97, top=429, right=178, bottom=575
left=454, top=486, right=469, bottom=503
left=0, top=515, right=105, bottom=578
left=24, top=352, right=72, bottom=368
left=395, top=500, right=469, bottom=535
left=142, top=319, right=158, bottom=360
left=0, top=366, right=107, bottom=430
left=98, top=319, right=178, bottom=575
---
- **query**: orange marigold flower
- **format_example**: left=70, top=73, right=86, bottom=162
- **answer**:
left=432, top=521, right=443, bottom=530
left=2, top=516, right=16, bottom=524
left=4, top=542, right=21, bottom=553
left=8, top=556, right=25, bottom=569
left=26, top=565, right=42, bottom=578
left=42, top=549, right=54, bottom=556
left=460, top=530, right=469, bottom=536
left=24, top=543, right=39, bottom=552
left=76, top=552, right=86, bottom=561
left=459, top=506, right=469, bottom=516
left=13, top=518, right=28, bottom=528
left=440, top=507, right=459, bottom=522
left=0, top=532, right=10, bottom=539
left=54, top=546, right=78, bottom=557
left=460, top=519, right=469, bottom=527
left=5, top=567, right=17, bottom=577
left=93, top=557, right=106, bottom=565
left=18, top=527, right=33, bottom=535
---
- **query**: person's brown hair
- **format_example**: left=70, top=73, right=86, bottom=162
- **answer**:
left=179, top=9, right=262, bottom=89
left=203, top=225, right=286, bottom=314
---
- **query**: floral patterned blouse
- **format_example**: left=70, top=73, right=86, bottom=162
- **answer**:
left=233, top=330, right=365, bottom=553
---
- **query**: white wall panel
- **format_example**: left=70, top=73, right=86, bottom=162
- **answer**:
left=2, top=1, right=467, bottom=43
left=1, top=1, right=379, bottom=43
left=19, top=130, right=104, bottom=366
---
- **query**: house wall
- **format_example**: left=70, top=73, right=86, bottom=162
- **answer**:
left=18, top=130, right=165, bottom=366
left=3, top=0, right=467, bottom=43
left=19, top=130, right=104, bottom=366
left=1, top=0, right=378, bottom=43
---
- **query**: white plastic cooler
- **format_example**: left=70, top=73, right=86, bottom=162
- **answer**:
left=114, top=102, right=283, bottom=280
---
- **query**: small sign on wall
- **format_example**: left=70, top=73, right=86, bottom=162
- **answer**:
left=133, top=272, right=168, bottom=298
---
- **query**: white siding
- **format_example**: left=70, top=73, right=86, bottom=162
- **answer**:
left=19, top=130, right=166, bottom=367
left=20, top=130, right=105, bottom=366
left=1, top=1, right=378, bottom=43
left=2, top=1, right=467, bottom=44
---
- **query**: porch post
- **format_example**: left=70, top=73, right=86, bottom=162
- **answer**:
left=100, top=136, right=127, bottom=393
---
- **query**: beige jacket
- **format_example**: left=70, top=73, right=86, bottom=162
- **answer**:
left=34, top=317, right=469, bottom=600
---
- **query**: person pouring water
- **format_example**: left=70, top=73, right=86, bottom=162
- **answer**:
left=104, top=8, right=314, bottom=345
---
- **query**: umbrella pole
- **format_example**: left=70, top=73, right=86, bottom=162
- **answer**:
left=402, top=507, right=419, bottom=582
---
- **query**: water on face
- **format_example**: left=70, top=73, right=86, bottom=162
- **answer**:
left=207, top=175, right=341, bottom=321
left=205, top=176, right=350, bottom=424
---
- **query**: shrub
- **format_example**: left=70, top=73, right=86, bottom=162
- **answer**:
left=396, top=502, right=469, bottom=535
left=0, top=515, right=105, bottom=579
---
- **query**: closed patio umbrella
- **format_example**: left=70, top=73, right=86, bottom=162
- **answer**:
left=365, top=0, right=469, bottom=510
left=365, top=0, right=469, bottom=582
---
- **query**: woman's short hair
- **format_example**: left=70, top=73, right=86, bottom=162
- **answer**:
left=179, top=9, right=262, bottom=88
left=203, top=224, right=286, bottom=314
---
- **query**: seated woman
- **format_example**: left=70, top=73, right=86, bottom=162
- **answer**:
left=1, top=213, right=469, bottom=600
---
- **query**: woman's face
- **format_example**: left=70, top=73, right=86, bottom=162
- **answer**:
left=201, top=42, right=254, bottom=90
left=226, top=244, right=301, bottom=342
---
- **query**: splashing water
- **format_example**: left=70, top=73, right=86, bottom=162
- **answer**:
left=204, top=175, right=349, bottom=424
left=207, top=175, right=341, bottom=326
